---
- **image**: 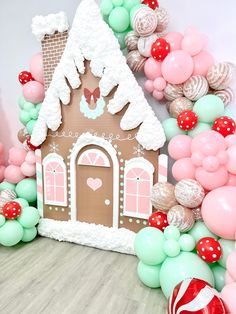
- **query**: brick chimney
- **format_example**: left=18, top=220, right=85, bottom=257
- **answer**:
left=32, top=12, right=69, bottom=90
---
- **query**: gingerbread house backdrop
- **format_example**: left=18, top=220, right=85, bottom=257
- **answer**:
left=31, top=0, right=167, bottom=254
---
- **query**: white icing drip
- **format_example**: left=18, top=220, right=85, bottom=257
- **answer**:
left=31, top=0, right=166, bottom=151
left=32, top=11, right=69, bottom=41
left=38, top=218, right=136, bottom=255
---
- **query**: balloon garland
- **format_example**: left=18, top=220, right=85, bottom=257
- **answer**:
left=99, top=0, right=236, bottom=312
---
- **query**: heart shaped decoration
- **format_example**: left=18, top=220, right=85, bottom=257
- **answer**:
left=87, top=178, right=102, bottom=191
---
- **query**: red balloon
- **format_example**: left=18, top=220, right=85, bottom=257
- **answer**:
left=2, top=201, right=22, bottom=220
left=26, top=136, right=41, bottom=151
left=142, top=0, right=159, bottom=10
left=151, top=38, right=171, bottom=62
left=148, top=211, right=169, bottom=231
left=196, top=237, right=222, bottom=263
left=18, top=71, right=34, bottom=85
left=177, top=110, right=198, bottom=131
left=168, top=278, right=229, bottom=314
left=212, top=116, right=236, bottom=137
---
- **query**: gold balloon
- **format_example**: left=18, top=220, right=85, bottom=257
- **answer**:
left=168, top=97, right=193, bottom=118
left=167, top=205, right=195, bottom=232
left=17, top=128, right=28, bottom=143
left=151, top=182, right=178, bottom=211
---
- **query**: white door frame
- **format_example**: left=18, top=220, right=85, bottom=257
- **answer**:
left=70, top=132, right=119, bottom=228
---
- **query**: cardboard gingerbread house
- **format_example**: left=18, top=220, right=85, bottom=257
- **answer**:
left=31, top=0, right=166, bottom=254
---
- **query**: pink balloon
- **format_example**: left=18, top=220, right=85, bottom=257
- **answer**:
left=172, top=158, right=196, bottom=181
left=192, top=50, right=214, bottom=76
left=202, top=186, right=236, bottom=239
left=227, top=173, right=236, bottom=186
left=144, top=58, right=162, bottom=80
left=225, top=134, right=236, bottom=147
left=226, top=251, right=236, bottom=281
left=191, top=151, right=204, bottom=166
left=191, top=131, right=226, bottom=154
left=153, top=77, right=166, bottom=91
left=144, top=80, right=154, bottom=93
left=0, top=165, right=5, bottom=182
left=23, top=81, right=45, bottom=104
left=181, top=34, right=204, bottom=56
left=185, top=26, right=199, bottom=35
left=227, top=146, right=236, bottom=174
left=0, top=143, right=4, bottom=164
left=161, top=50, right=194, bottom=84
left=217, top=151, right=228, bottom=165
left=8, top=147, right=27, bottom=166
left=21, top=162, right=36, bottom=177
left=221, top=283, right=236, bottom=313
left=195, top=166, right=228, bottom=191
left=168, top=135, right=192, bottom=160
left=164, top=32, right=183, bottom=51
left=4, top=165, right=25, bottom=184
left=30, top=52, right=44, bottom=84
left=225, top=271, right=235, bottom=285
left=25, top=151, right=36, bottom=164
left=152, top=90, right=164, bottom=100
left=202, top=156, right=220, bottom=172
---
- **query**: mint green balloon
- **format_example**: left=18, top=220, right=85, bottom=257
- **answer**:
left=0, top=215, right=6, bottom=227
left=130, top=4, right=145, bottom=20
left=164, top=239, right=180, bottom=257
left=108, top=7, right=130, bottom=33
left=137, top=261, right=161, bottom=288
left=36, top=103, right=42, bottom=111
left=29, top=108, right=39, bottom=120
left=211, top=265, right=225, bottom=292
left=14, top=198, right=29, bottom=209
left=0, top=181, right=15, bottom=192
left=193, top=95, right=224, bottom=123
left=100, top=0, right=113, bottom=15
left=115, top=30, right=128, bottom=49
left=124, top=0, right=140, bottom=12
left=17, top=206, right=40, bottom=228
left=23, top=101, right=35, bottom=112
left=164, top=226, right=180, bottom=240
left=162, top=118, right=186, bottom=141
left=134, top=227, right=166, bottom=265
left=26, top=119, right=36, bottom=135
left=218, top=239, right=235, bottom=268
left=188, top=122, right=211, bottom=138
left=188, top=221, right=217, bottom=243
left=19, top=110, right=31, bottom=125
left=21, top=227, right=37, bottom=242
left=18, top=95, right=26, bottom=109
left=112, top=0, right=123, bottom=6
left=160, top=252, right=215, bottom=298
left=0, top=220, right=23, bottom=246
left=15, top=178, right=37, bottom=203
left=179, top=234, right=195, bottom=252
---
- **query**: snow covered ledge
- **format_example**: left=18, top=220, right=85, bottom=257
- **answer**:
left=32, top=11, right=69, bottom=41
left=38, top=218, right=136, bottom=255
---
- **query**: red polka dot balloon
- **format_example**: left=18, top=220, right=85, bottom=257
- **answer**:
left=2, top=201, right=22, bottom=220
left=142, top=0, right=159, bottom=10
left=212, top=116, right=236, bottom=137
left=177, top=110, right=198, bottom=131
left=18, top=71, right=34, bottom=85
left=26, top=136, right=41, bottom=151
left=151, top=38, right=170, bottom=62
left=196, top=237, right=222, bottom=263
left=148, top=211, right=169, bottom=231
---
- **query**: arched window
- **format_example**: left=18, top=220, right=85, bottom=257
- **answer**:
left=78, top=149, right=110, bottom=167
left=43, top=153, right=67, bottom=206
left=123, top=158, right=154, bottom=219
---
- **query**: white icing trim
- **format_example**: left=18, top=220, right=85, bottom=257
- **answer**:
left=78, top=148, right=110, bottom=167
left=31, top=0, right=166, bottom=150
left=42, top=153, right=68, bottom=207
left=70, top=133, right=119, bottom=228
left=37, top=218, right=135, bottom=255
left=32, top=11, right=69, bottom=41
left=123, top=157, right=154, bottom=220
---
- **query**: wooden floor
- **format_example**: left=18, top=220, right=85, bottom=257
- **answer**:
left=0, top=237, right=167, bottom=314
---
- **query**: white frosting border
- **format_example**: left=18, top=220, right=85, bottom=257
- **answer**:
left=38, top=218, right=136, bottom=255
left=31, top=0, right=166, bottom=151
left=32, top=11, right=69, bottom=41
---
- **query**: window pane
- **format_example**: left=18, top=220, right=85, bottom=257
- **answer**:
left=55, top=173, right=64, bottom=187
left=125, top=195, right=137, bottom=213
left=138, top=180, right=151, bottom=196
left=56, top=187, right=65, bottom=203
left=45, top=172, right=54, bottom=185
left=46, top=186, right=55, bottom=201
left=126, top=179, right=137, bottom=194
left=138, top=197, right=151, bottom=215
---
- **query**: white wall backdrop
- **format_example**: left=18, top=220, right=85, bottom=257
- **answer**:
left=0, top=0, right=235, bottom=152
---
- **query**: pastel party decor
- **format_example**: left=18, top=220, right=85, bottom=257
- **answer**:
left=23, top=81, right=45, bottom=104
left=196, top=237, right=222, bottom=263
left=29, top=53, right=44, bottom=84
left=167, top=205, right=195, bottom=232
left=151, top=182, right=178, bottom=211
left=168, top=97, right=193, bottom=119
left=174, top=179, right=205, bottom=208
left=183, top=75, right=209, bottom=101
left=188, top=221, right=217, bottom=243
left=15, top=178, right=37, bottom=203
left=221, top=283, right=236, bottom=313
left=192, top=50, right=214, bottom=76
left=193, top=95, right=224, bottom=123
left=207, top=62, right=234, bottom=90
left=131, top=5, right=158, bottom=36
left=137, top=261, right=161, bottom=288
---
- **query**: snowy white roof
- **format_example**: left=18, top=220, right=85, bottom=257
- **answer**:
left=31, top=0, right=166, bottom=150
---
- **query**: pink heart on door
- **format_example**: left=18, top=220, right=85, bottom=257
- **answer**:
left=86, top=178, right=102, bottom=191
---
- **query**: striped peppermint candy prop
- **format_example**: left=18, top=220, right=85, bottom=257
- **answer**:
left=168, top=278, right=229, bottom=314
